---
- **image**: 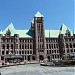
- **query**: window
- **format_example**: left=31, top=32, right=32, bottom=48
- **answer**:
left=52, top=55, right=54, bottom=59
left=49, top=44, right=51, bottom=49
left=28, top=51, right=29, bottom=54
left=55, top=55, right=56, bottom=58
left=2, top=44, right=5, bottom=49
left=74, top=49, right=75, bottom=52
left=25, top=40, right=26, bottom=42
left=22, top=44, right=24, bottom=49
left=66, top=43, right=68, bottom=48
left=25, top=44, right=26, bottom=49
left=63, top=50, right=65, bottom=53
left=70, top=43, right=72, bottom=48
left=65, top=39, right=68, bottom=42
left=20, top=40, right=21, bottom=43
left=54, top=44, right=56, bottom=48
left=46, top=44, right=48, bottom=49
left=19, top=44, right=21, bottom=49
left=57, top=50, right=59, bottom=53
left=67, top=49, right=69, bottom=53
left=71, top=49, right=73, bottom=53
left=7, top=44, right=9, bottom=49
left=73, top=43, right=75, bottom=48
left=7, top=39, right=9, bottom=42
left=1, top=56, right=4, bottom=60
left=6, top=51, right=9, bottom=54
left=28, top=44, right=29, bottom=49
left=50, top=50, right=51, bottom=54
left=11, top=44, right=13, bottom=49
left=47, top=50, right=48, bottom=54
left=51, top=44, right=53, bottom=49
left=3, top=39, right=5, bottom=42
left=22, top=51, right=24, bottom=54
left=19, top=51, right=21, bottom=54
left=30, top=51, right=32, bottom=54
left=30, top=44, right=32, bottom=49
left=22, top=40, right=24, bottom=43
left=2, top=51, right=4, bottom=55
left=56, top=44, right=58, bottom=48
left=11, top=39, right=13, bottom=42
left=54, top=50, right=56, bottom=53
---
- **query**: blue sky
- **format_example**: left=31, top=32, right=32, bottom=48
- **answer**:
left=0, top=0, right=74, bottom=31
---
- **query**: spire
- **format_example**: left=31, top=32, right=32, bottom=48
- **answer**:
left=34, top=11, right=44, bottom=17
left=49, top=30, right=50, bottom=38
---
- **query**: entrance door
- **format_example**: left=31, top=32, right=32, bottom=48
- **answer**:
left=39, top=55, right=43, bottom=60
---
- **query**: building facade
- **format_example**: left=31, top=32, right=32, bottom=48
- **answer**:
left=0, top=12, right=75, bottom=63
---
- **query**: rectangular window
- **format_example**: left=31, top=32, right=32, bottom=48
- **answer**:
left=51, top=44, right=53, bottom=49
left=20, top=40, right=21, bottom=43
left=19, top=51, right=21, bottom=54
left=25, top=44, right=26, bottom=49
left=19, top=44, right=21, bottom=49
left=30, top=44, right=32, bottom=49
left=49, top=44, right=51, bottom=49
left=50, top=50, right=51, bottom=54
left=47, top=50, right=48, bottom=54
left=28, top=51, right=29, bottom=54
left=11, top=44, right=13, bottom=49
left=73, top=43, right=75, bottom=48
left=22, top=44, right=24, bottom=49
left=6, top=51, right=9, bottom=54
left=22, top=51, right=24, bottom=54
left=2, top=51, right=4, bottom=55
left=7, top=44, right=9, bottom=49
left=54, top=44, right=56, bottom=48
left=3, top=39, right=5, bottom=42
left=54, top=50, right=56, bottom=53
left=1, top=56, right=4, bottom=60
left=46, top=44, right=48, bottom=49
left=28, top=44, right=29, bottom=49
left=2, top=44, right=5, bottom=49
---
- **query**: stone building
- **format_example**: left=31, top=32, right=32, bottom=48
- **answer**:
left=0, top=12, right=75, bottom=63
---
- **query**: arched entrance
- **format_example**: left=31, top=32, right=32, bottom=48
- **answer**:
left=39, top=55, right=44, bottom=60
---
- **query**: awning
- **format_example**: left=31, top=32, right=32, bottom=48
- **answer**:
left=5, top=55, right=23, bottom=59
left=70, top=53, right=75, bottom=57
left=63, top=54, right=69, bottom=57
left=63, top=53, right=75, bottom=57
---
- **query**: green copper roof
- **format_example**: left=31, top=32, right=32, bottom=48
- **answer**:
left=2, top=23, right=34, bottom=38
left=60, top=24, right=73, bottom=36
left=3, top=23, right=16, bottom=36
left=0, top=22, right=74, bottom=38
left=45, top=30, right=60, bottom=38
left=16, top=30, right=34, bottom=38
left=35, top=11, right=44, bottom=17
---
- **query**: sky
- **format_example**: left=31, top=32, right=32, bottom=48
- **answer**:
left=0, top=0, right=74, bottom=31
